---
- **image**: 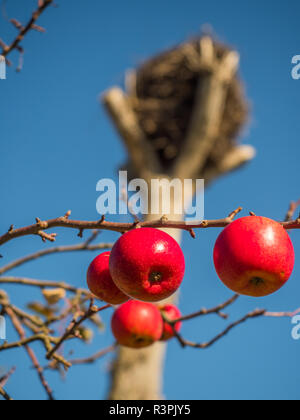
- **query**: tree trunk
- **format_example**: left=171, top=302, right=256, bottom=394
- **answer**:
left=103, top=48, right=254, bottom=398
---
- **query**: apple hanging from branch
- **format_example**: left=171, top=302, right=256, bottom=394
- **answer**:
left=111, top=300, right=164, bottom=348
left=109, top=228, right=185, bottom=302
left=213, top=216, right=295, bottom=297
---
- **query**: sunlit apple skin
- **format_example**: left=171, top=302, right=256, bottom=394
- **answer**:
left=109, top=228, right=185, bottom=302
left=159, top=304, right=182, bottom=341
left=87, top=252, right=129, bottom=305
left=213, top=216, right=295, bottom=297
left=111, top=300, right=164, bottom=348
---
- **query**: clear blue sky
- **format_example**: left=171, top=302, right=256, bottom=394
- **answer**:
left=0, top=0, right=300, bottom=400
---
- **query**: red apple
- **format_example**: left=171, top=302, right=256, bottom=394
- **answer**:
left=213, top=216, right=295, bottom=297
left=111, top=300, right=163, bottom=348
left=159, top=304, right=182, bottom=341
left=109, top=228, right=185, bottom=302
left=87, top=252, right=129, bottom=305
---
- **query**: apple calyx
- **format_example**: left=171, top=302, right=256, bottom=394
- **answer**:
left=149, top=271, right=163, bottom=283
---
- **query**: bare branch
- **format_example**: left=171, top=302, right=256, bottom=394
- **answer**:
left=0, top=386, right=13, bottom=400
left=0, top=367, right=16, bottom=388
left=0, top=276, right=90, bottom=295
left=170, top=294, right=239, bottom=324
left=174, top=309, right=266, bottom=349
left=264, top=308, right=300, bottom=318
left=46, top=302, right=112, bottom=361
left=9, top=305, right=45, bottom=330
left=0, top=334, right=54, bottom=352
left=44, top=295, right=91, bottom=327
left=4, top=306, right=54, bottom=400
left=70, top=344, right=118, bottom=366
left=1, top=207, right=299, bottom=247
left=172, top=306, right=300, bottom=350
left=0, top=333, right=71, bottom=369
left=0, top=240, right=113, bottom=275
left=0, top=0, right=54, bottom=63
left=285, top=200, right=300, bottom=222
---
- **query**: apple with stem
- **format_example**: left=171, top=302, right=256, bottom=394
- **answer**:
left=109, top=228, right=185, bottom=302
left=111, top=300, right=163, bottom=348
left=213, top=216, right=295, bottom=297
left=159, top=304, right=182, bottom=341
left=87, top=252, right=129, bottom=305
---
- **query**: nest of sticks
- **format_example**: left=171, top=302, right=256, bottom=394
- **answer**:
left=129, top=38, right=249, bottom=172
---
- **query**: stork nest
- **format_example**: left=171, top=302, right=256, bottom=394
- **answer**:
left=130, top=38, right=249, bottom=173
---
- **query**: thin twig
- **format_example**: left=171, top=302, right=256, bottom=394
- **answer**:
left=0, top=332, right=72, bottom=369
left=285, top=199, right=300, bottom=222
left=0, top=276, right=90, bottom=295
left=70, top=344, right=118, bottom=366
left=0, top=0, right=54, bottom=62
left=0, top=334, right=49, bottom=352
left=0, top=366, right=16, bottom=400
left=264, top=308, right=300, bottom=318
left=173, top=307, right=300, bottom=350
left=174, top=309, right=266, bottom=349
left=44, top=295, right=91, bottom=327
left=0, top=241, right=113, bottom=275
left=0, top=367, right=16, bottom=388
left=4, top=306, right=55, bottom=400
left=170, top=294, right=239, bottom=324
left=46, top=303, right=111, bottom=361
left=0, top=386, right=13, bottom=400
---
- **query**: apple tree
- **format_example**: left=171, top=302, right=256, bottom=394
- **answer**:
left=0, top=0, right=299, bottom=401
